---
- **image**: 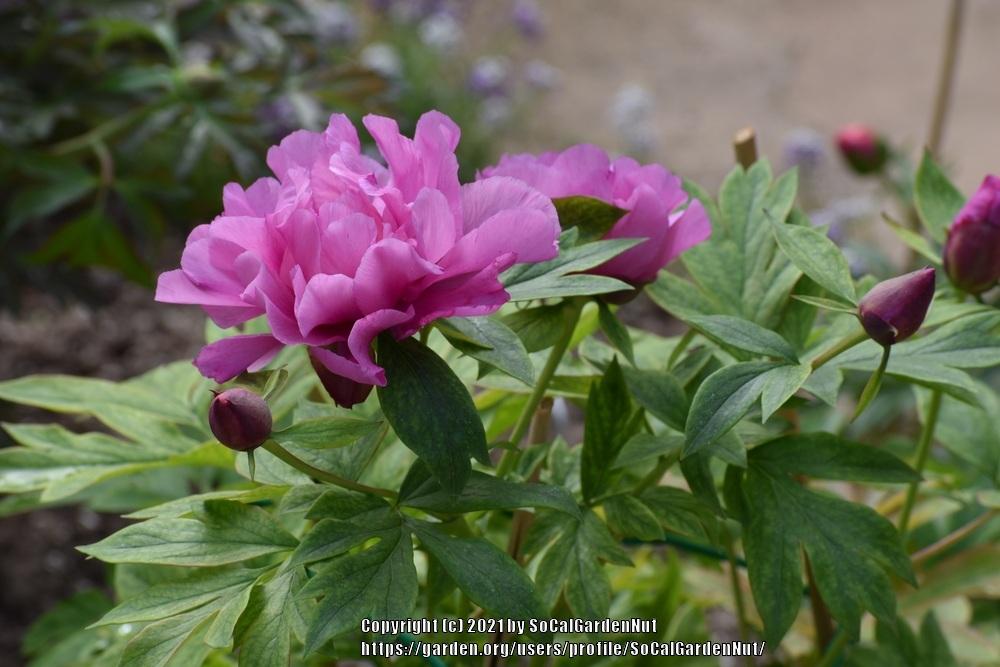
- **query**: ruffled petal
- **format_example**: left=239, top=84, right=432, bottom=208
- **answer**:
left=194, top=334, right=283, bottom=382
left=295, top=273, right=359, bottom=339
left=353, top=238, right=442, bottom=313
left=460, top=176, right=556, bottom=233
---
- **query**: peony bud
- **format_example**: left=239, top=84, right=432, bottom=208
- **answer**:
left=209, top=388, right=272, bottom=451
left=944, top=175, right=1000, bottom=294
left=858, top=267, right=936, bottom=346
left=835, top=123, right=888, bottom=175
left=308, top=347, right=373, bottom=409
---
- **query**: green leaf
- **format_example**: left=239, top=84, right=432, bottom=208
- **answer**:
left=758, top=362, right=811, bottom=421
left=791, top=294, right=858, bottom=315
left=581, top=358, right=638, bottom=502
left=684, top=361, right=778, bottom=456
left=502, top=230, right=638, bottom=301
left=300, top=525, right=417, bottom=653
left=94, top=566, right=265, bottom=626
left=234, top=569, right=308, bottom=667
left=552, top=195, right=626, bottom=243
left=596, top=301, right=636, bottom=365
left=918, top=387, right=1000, bottom=480
left=883, top=214, right=943, bottom=265
left=24, top=590, right=112, bottom=658
left=914, top=150, right=965, bottom=243
left=687, top=314, right=799, bottom=362
left=400, top=465, right=579, bottom=516
left=639, top=486, right=720, bottom=541
left=79, top=500, right=298, bottom=566
left=270, top=415, right=382, bottom=449
left=769, top=216, right=857, bottom=304
left=621, top=367, right=688, bottom=431
left=602, top=494, right=663, bottom=541
left=439, top=316, right=535, bottom=385
left=119, top=607, right=214, bottom=667
left=503, top=302, right=577, bottom=353
left=742, top=438, right=915, bottom=645
left=750, top=433, right=919, bottom=483
left=6, top=171, right=97, bottom=237
left=377, top=335, right=488, bottom=493
left=614, top=432, right=683, bottom=469
left=528, top=511, right=631, bottom=618
left=409, top=520, right=543, bottom=620
left=669, top=162, right=801, bottom=328
left=291, top=513, right=401, bottom=567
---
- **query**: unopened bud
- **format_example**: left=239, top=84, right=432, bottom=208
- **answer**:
left=944, top=175, right=1000, bottom=294
left=858, top=267, right=936, bottom=346
left=209, top=388, right=272, bottom=451
left=836, top=124, right=888, bottom=175
left=308, top=347, right=373, bottom=409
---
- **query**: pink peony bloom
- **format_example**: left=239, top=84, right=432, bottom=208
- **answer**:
left=480, top=145, right=710, bottom=285
left=156, top=111, right=560, bottom=386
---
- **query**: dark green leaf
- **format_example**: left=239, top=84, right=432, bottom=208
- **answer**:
left=614, top=432, right=683, bottom=469
left=750, top=433, right=919, bottom=483
left=622, top=368, right=688, bottom=431
left=377, top=335, right=488, bottom=493
left=409, top=520, right=543, bottom=619
left=640, top=486, right=719, bottom=541
left=684, top=361, right=778, bottom=456
left=300, top=525, right=416, bottom=653
left=503, top=302, right=576, bottom=353
left=687, top=314, right=799, bottom=362
left=271, top=415, right=382, bottom=449
left=234, top=569, right=308, bottom=667
left=400, top=467, right=579, bottom=516
left=581, top=358, right=638, bottom=502
left=602, top=495, right=663, bottom=540
left=597, top=301, right=635, bottom=365
left=552, top=195, right=626, bottom=243
left=439, top=316, right=535, bottom=385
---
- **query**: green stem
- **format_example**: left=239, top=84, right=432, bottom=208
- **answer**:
left=262, top=440, right=396, bottom=500
left=927, top=0, right=965, bottom=156
left=851, top=344, right=891, bottom=421
left=723, top=527, right=753, bottom=666
left=898, top=389, right=942, bottom=539
left=668, top=328, right=697, bottom=369
left=810, top=329, right=868, bottom=370
left=496, top=299, right=584, bottom=477
left=816, top=629, right=850, bottom=667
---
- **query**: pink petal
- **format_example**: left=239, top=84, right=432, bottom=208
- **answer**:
left=222, top=178, right=281, bottom=216
left=460, top=176, right=556, bottom=233
left=295, top=273, right=359, bottom=339
left=318, top=211, right=378, bottom=277
left=408, top=187, right=457, bottom=262
left=443, top=208, right=559, bottom=275
left=310, top=307, right=414, bottom=386
left=406, top=254, right=514, bottom=336
left=353, top=238, right=442, bottom=313
left=194, top=334, right=283, bottom=383
left=156, top=270, right=246, bottom=307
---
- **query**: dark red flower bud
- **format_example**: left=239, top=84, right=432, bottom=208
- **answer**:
left=858, top=267, right=936, bottom=346
left=944, top=174, right=1000, bottom=294
left=209, top=388, right=272, bottom=451
left=308, top=347, right=373, bottom=409
left=835, top=124, right=888, bottom=175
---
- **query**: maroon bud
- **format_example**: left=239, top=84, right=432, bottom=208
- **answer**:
left=209, top=388, right=272, bottom=451
left=858, top=267, right=936, bottom=346
left=835, top=123, right=888, bottom=175
left=944, top=174, right=1000, bottom=294
left=308, top=346, right=373, bottom=409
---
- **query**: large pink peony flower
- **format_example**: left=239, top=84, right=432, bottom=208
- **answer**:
left=480, top=145, right=710, bottom=285
left=156, top=111, right=560, bottom=386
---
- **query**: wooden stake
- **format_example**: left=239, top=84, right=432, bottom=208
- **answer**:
left=733, top=126, right=758, bottom=169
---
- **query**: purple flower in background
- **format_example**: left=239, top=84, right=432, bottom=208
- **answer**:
left=512, top=0, right=544, bottom=39
left=157, top=111, right=560, bottom=387
left=419, top=11, right=463, bottom=50
left=524, top=60, right=560, bottom=91
left=482, top=145, right=711, bottom=286
left=359, top=42, right=402, bottom=78
left=468, top=56, right=510, bottom=97
left=783, top=128, right=825, bottom=170
left=944, top=175, right=1000, bottom=294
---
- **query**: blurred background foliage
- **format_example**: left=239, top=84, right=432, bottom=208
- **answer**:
left=0, top=0, right=550, bottom=308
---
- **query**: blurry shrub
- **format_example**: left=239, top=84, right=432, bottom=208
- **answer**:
left=0, top=0, right=540, bottom=305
